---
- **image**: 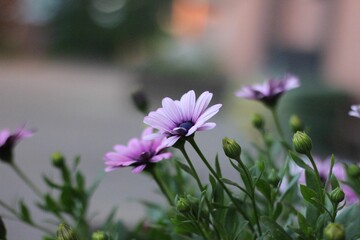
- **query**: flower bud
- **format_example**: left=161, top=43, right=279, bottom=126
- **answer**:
left=347, top=164, right=360, bottom=178
left=92, top=231, right=108, bottom=240
left=131, top=90, right=148, bottom=114
left=329, top=187, right=345, bottom=204
left=324, top=223, right=345, bottom=240
left=57, top=223, right=78, bottom=240
left=252, top=113, right=264, bottom=130
left=176, top=197, right=191, bottom=213
left=289, top=115, right=304, bottom=133
left=292, top=131, right=312, bottom=155
left=51, top=152, right=65, bottom=168
left=222, top=137, right=241, bottom=160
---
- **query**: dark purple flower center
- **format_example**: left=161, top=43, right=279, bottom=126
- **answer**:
left=139, top=151, right=152, bottom=162
left=175, top=121, right=194, bottom=136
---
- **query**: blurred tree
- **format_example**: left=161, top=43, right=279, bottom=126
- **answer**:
left=48, top=0, right=171, bottom=59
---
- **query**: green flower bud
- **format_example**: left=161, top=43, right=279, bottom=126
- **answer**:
left=329, top=187, right=345, bottom=204
left=51, top=152, right=65, bottom=168
left=347, top=164, right=360, bottom=178
left=222, top=137, right=241, bottom=159
left=57, top=223, right=78, bottom=240
left=292, top=131, right=312, bottom=155
left=92, top=231, right=108, bottom=240
left=131, top=90, right=148, bottom=114
left=289, top=115, right=304, bottom=133
left=324, top=223, right=345, bottom=240
left=252, top=113, right=264, bottom=130
left=176, top=197, right=191, bottom=213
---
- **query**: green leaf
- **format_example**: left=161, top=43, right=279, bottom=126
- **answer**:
left=297, top=212, right=313, bottom=236
left=304, top=170, right=324, bottom=205
left=76, top=172, right=85, bottom=191
left=229, top=160, right=253, bottom=195
left=72, top=155, right=81, bottom=171
left=175, top=161, right=194, bottom=178
left=261, top=216, right=292, bottom=240
left=289, top=151, right=313, bottom=172
left=300, top=184, right=318, bottom=203
left=19, top=201, right=32, bottom=224
left=42, top=176, right=62, bottom=189
left=220, top=178, right=249, bottom=196
left=256, top=179, right=272, bottom=202
left=279, top=174, right=300, bottom=202
left=273, top=203, right=283, bottom=221
left=44, top=194, right=60, bottom=214
left=330, top=175, right=340, bottom=190
left=215, top=154, right=222, bottom=177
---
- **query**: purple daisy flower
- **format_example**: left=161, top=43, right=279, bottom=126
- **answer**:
left=349, top=105, right=360, bottom=118
left=104, top=127, right=172, bottom=173
left=235, top=74, right=300, bottom=106
left=143, top=90, right=222, bottom=147
left=0, top=126, right=34, bottom=163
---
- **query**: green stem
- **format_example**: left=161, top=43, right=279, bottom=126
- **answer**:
left=237, top=157, right=263, bottom=236
left=306, top=153, right=325, bottom=205
left=177, top=145, right=222, bottom=240
left=260, top=129, right=277, bottom=170
left=187, top=138, right=256, bottom=234
left=270, top=108, right=291, bottom=150
left=0, top=199, right=52, bottom=235
left=189, top=212, right=211, bottom=240
left=178, top=146, right=205, bottom=192
left=149, top=168, right=174, bottom=206
left=11, top=163, right=42, bottom=198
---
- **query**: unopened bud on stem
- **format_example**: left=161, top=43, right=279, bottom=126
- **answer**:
left=329, top=187, right=345, bottom=204
left=324, top=223, right=345, bottom=240
left=222, top=137, right=241, bottom=160
left=92, top=231, right=108, bottom=240
left=293, top=131, right=312, bottom=155
left=289, top=115, right=304, bottom=133
left=57, top=223, right=78, bottom=240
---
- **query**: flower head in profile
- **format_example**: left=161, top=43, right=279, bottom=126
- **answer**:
left=144, top=90, right=222, bottom=147
left=0, top=126, right=34, bottom=164
left=349, top=105, right=360, bottom=118
left=235, top=74, right=300, bottom=106
left=104, top=127, right=172, bottom=173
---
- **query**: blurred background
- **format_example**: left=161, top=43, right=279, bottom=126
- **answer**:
left=1, top=0, right=360, bottom=238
